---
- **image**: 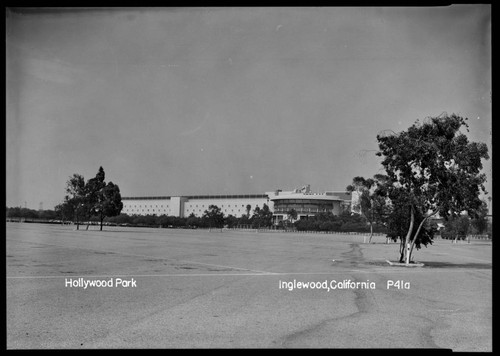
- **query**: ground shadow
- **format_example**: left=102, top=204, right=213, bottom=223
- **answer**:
left=366, top=260, right=491, bottom=269
left=421, top=261, right=492, bottom=269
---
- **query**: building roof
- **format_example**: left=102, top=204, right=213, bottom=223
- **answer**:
left=122, top=196, right=171, bottom=200
left=122, top=194, right=268, bottom=201
left=269, top=193, right=344, bottom=201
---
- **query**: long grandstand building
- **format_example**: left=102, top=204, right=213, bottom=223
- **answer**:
left=122, top=185, right=354, bottom=225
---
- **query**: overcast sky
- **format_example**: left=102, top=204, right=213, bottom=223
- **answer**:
left=6, top=6, right=491, bottom=211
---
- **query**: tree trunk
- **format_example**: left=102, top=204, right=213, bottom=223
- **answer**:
left=409, top=218, right=427, bottom=262
left=408, top=211, right=437, bottom=262
left=399, top=238, right=405, bottom=263
left=368, top=222, right=374, bottom=243
left=73, top=210, right=78, bottom=230
left=404, top=205, right=415, bottom=265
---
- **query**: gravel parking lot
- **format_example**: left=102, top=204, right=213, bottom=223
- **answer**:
left=6, top=223, right=492, bottom=350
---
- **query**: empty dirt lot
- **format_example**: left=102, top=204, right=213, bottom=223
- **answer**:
left=6, top=223, right=492, bottom=350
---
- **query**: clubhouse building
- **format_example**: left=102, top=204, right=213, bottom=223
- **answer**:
left=122, top=185, right=353, bottom=224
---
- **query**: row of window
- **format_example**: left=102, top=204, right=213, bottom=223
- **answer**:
left=186, top=204, right=251, bottom=208
left=124, top=203, right=259, bottom=209
left=274, top=199, right=333, bottom=205
left=186, top=208, right=244, bottom=213
left=274, top=204, right=333, bottom=210
left=123, top=203, right=261, bottom=215
left=123, top=207, right=250, bottom=213
left=127, top=205, right=169, bottom=208
left=124, top=209, right=170, bottom=213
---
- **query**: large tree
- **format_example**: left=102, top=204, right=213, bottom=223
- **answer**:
left=59, top=167, right=123, bottom=231
left=376, top=114, right=489, bottom=264
left=346, top=176, right=386, bottom=243
left=86, top=167, right=123, bottom=231
left=84, top=166, right=106, bottom=230
left=64, top=174, right=86, bottom=230
left=96, top=182, right=123, bottom=231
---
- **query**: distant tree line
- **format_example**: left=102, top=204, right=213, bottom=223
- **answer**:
left=6, top=207, right=59, bottom=220
left=5, top=201, right=383, bottom=232
left=6, top=202, right=490, bottom=237
left=293, top=211, right=387, bottom=233
left=439, top=209, right=491, bottom=241
left=7, top=155, right=490, bottom=240
left=103, top=203, right=275, bottom=229
left=5, top=203, right=274, bottom=230
left=6, top=167, right=123, bottom=231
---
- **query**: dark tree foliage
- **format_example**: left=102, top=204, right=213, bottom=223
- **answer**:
left=98, top=182, right=123, bottom=230
left=441, top=215, right=471, bottom=241
left=346, top=176, right=387, bottom=242
left=287, top=208, right=298, bottom=221
left=251, top=203, right=273, bottom=228
left=382, top=196, right=437, bottom=262
left=203, top=205, right=225, bottom=229
left=55, top=167, right=123, bottom=231
left=64, top=174, right=86, bottom=230
left=224, top=214, right=240, bottom=229
left=85, top=167, right=106, bottom=230
left=470, top=200, right=489, bottom=235
left=85, top=167, right=123, bottom=231
left=375, top=114, right=489, bottom=263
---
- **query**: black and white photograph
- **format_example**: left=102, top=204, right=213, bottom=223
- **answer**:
left=6, top=6, right=492, bottom=350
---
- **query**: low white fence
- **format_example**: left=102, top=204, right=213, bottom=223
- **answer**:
left=6, top=219, right=491, bottom=240
left=229, top=227, right=491, bottom=240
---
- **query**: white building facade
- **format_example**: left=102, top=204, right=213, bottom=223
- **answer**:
left=267, top=185, right=352, bottom=224
left=121, top=194, right=270, bottom=218
left=121, top=185, right=353, bottom=221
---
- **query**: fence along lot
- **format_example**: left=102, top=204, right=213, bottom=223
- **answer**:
left=6, top=218, right=491, bottom=240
